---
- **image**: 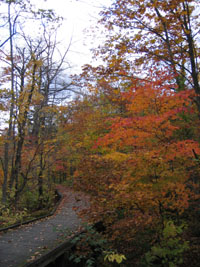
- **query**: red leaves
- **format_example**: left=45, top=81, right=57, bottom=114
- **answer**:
left=77, top=69, right=200, bottom=247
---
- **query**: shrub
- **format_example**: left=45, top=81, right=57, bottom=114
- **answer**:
left=143, top=220, right=189, bottom=267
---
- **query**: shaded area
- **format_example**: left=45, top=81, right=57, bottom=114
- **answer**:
left=0, top=186, right=89, bottom=267
left=0, top=189, right=62, bottom=232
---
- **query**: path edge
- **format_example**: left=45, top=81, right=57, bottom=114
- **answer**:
left=0, top=189, right=63, bottom=233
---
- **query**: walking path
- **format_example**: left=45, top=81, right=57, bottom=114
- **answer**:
left=0, top=185, right=89, bottom=267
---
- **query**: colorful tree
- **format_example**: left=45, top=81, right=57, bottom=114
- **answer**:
left=73, top=68, right=200, bottom=262
left=97, top=0, right=200, bottom=110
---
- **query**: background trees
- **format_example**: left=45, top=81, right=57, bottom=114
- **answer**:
left=0, top=0, right=200, bottom=265
left=0, top=0, right=74, bottom=207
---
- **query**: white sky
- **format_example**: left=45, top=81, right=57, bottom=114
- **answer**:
left=0, top=0, right=112, bottom=128
left=0, top=0, right=112, bottom=72
left=33, top=0, right=112, bottom=73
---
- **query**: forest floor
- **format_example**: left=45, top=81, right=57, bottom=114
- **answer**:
left=0, top=185, right=90, bottom=267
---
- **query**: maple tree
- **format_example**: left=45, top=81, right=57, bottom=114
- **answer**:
left=70, top=1, right=200, bottom=264
left=72, top=70, right=200, bottom=265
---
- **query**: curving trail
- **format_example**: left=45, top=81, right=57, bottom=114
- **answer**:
left=0, top=186, right=89, bottom=267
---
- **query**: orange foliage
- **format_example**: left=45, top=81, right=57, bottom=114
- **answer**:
left=74, top=70, right=200, bottom=248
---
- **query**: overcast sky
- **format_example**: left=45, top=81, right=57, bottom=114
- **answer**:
left=33, top=0, right=112, bottom=73
left=0, top=0, right=112, bottom=128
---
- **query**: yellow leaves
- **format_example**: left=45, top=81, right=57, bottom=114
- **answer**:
left=150, top=39, right=156, bottom=44
left=32, top=91, right=44, bottom=105
left=109, top=61, right=117, bottom=68
left=134, top=33, right=142, bottom=41
left=103, top=151, right=129, bottom=162
left=104, top=251, right=126, bottom=264
left=183, top=29, right=191, bottom=35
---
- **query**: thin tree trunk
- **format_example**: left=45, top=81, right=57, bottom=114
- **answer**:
left=2, top=1, right=15, bottom=204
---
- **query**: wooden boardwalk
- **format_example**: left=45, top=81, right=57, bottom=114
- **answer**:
left=0, top=186, right=89, bottom=267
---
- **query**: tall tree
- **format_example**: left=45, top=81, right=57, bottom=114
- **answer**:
left=0, top=0, right=66, bottom=204
left=98, top=0, right=200, bottom=108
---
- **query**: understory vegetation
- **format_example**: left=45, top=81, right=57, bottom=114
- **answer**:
left=0, top=183, right=57, bottom=228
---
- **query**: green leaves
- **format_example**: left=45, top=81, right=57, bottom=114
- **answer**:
left=144, top=220, right=189, bottom=267
left=69, top=224, right=108, bottom=267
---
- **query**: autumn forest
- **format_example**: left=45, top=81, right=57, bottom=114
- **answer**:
left=0, top=0, right=200, bottom=266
